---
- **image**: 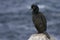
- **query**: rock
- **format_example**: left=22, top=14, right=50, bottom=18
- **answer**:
left=28, top=33, right=55, bottom=40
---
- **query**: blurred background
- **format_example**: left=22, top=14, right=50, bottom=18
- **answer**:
left=0, top=0, right=60, bottom=40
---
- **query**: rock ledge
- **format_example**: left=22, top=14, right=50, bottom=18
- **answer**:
left=28, top=33, right=55, bottom=40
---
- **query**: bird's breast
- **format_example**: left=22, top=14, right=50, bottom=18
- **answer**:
left=32, top=15, right=42, bottom=25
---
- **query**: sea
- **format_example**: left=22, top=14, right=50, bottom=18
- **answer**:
left=0, top=0, right=60, bottom=40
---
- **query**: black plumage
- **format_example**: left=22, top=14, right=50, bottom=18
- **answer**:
left=31, top=4, right=50, bottom=39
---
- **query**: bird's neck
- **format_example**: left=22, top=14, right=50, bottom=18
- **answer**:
left=32, top=10, right=39, bottom=14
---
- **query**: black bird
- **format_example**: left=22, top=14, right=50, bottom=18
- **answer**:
left=31, top=4, right=50, bottom=39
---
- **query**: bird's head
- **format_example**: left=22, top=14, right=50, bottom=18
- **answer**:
left=31, top=4, right=39, bottom=12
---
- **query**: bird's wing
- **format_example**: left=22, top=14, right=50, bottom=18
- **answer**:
left=39, top=13, right=47, bottom=25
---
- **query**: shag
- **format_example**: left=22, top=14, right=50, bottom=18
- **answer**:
left=31, top=4, right=50, bottom=39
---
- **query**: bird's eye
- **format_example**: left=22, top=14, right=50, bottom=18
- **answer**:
left=32, top=7, right=35, bottom=9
